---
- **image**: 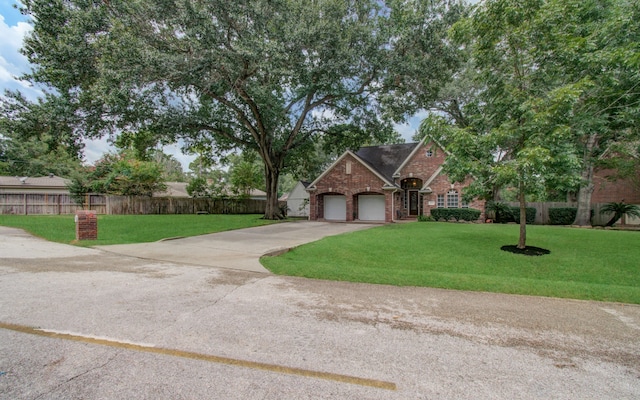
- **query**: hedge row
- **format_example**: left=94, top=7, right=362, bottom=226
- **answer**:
left=504, top=206, right=536, bottom=224
left=548, top=207, right=577, bottom=225
left=430, top=208, right=482, bottom=222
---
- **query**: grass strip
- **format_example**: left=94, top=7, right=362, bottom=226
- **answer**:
left=262, top=223, right=640, bottom=304
left=0, top=214, right=278, bottom=246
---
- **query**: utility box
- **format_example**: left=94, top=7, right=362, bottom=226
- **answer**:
left=75, top=210, right=98, bottom=241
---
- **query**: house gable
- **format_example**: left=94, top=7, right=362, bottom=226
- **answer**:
left=395, top=140, right=448, bottom=185
left=308, top=150, right=394, bottom=192
left=307, top=136, right=485, bottom=223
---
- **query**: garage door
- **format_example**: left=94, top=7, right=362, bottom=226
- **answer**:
left=358, top=195, right=385, bottom=221
left=324, top=195, right=346, bottom=221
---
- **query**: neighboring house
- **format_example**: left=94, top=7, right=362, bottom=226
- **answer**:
left=591, top=169, right=640, bottom=225
left=224, top=188, right=267, bottom=200
left=248, top=188, right=267, bottom=201
left=0, top=175, right=78, bottom=215
left=590, top=169, right=640, bottom=204
left=286, top=181, right=310, bottom=217
left=0, top=175, right=71, bottom=194
left=153, top=181, right=190, bottom=197
left=306, top=137, right=485, bottom=223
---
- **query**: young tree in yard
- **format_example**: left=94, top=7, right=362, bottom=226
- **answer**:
left=441, top=0, right=582, bottom=249
left=526, top=0, right=640, bottom=225
left=19, top=0, right=462, bottom=219
left=227, top=152, right=264, bottom=198
left=186, top=155, right=228, bottom=198
left=68, top=152, right=166, bottom=201
left=114, top=130, right=187, bottom=182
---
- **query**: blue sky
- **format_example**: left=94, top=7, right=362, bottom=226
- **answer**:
left=0, top=0, right=422, bottom=171
left=0, top=0, right=41, bottom=99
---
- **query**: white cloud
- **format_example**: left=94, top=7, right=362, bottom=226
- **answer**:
left=0, top=14, right=42, bottom=99
left=83, top=137, right=114, bottom=165
left=163, top=142, right=196, bottom=171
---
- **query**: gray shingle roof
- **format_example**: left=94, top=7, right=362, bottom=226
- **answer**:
left=0, top=175, right=70, bottom=188
left=355, top=143, right=419, bottom=182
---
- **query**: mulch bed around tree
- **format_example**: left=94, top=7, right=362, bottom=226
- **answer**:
left=500, top=245, right=550, bottom=256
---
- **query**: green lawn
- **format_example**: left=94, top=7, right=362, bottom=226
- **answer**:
left=0, top=214, right=278, bottom=246
left=261, top=222, right=640, bottom=304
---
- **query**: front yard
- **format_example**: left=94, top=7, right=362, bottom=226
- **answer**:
left=261, top=222, right=640, bottom=304
left=1, top=215, right=638, bottom=304
left=0, top=214, right=278, bottom=246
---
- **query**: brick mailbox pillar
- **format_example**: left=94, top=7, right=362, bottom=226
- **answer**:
left=75, top=210, right=98, bottom=241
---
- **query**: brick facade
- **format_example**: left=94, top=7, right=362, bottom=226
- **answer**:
left=591, top=169, right=640, bottom=204
left=75, top=210, right=98, bottom=240
left=309, top=153, right=390, bottom=222
left=308, top=140, right=485, bottom=223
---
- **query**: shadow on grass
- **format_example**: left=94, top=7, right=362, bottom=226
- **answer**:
left=500, top=245, right=551, bottom=256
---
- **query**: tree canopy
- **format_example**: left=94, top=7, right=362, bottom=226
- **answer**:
left=0, top=91, right=83, bottom=177
left=19, top=0, right=463, bottom=218
left=414, top=0, right=640, bottom=248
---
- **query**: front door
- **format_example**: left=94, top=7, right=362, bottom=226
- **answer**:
left=408, top=190, right=419, bottom=216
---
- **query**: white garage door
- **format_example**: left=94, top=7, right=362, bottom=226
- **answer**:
left=324, top=195, right=346, bottom=221
left=358, top=195, right=385, bottom=221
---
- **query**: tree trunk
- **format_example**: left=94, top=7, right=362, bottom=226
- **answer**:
left=605, top=214, right=620, bottom=227
left=517, top=179, right=526, bottom=249
left=263, top=163, right=283, bottom=220
left=573, top=133, right=598, bottom=226
left=573, top=162, right=595, bottom=226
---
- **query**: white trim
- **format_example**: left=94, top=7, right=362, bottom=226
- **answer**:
left=421, top=166, right=443, bottom=191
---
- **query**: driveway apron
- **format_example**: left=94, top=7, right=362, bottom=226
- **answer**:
left=95, top=221, right=378, bottom=273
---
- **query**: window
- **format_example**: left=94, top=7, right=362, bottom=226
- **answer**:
left=437, top=194, right=445, bottom=208
left=425, top=150, right=433, bottom=157
left=461, top=199, right=469, bottom=208
left=446, top=190, right=459, bottom=208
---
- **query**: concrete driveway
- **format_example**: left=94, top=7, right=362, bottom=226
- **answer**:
left=95, top=221, right=378, bottom=273
left=0, top=225, right=639, bottom=399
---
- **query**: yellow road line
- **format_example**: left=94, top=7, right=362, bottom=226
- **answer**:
left=0, top=322, right=396, bottom=391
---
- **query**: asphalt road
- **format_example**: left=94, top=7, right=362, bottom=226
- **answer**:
left=0, top=225, right=638, bottom=399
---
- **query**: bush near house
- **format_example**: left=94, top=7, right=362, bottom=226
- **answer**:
left=486, top=201, right=537, bottom=224
left=549, top=207, right=578, bottom=225
left=506, top=206, right=536, bottom=224
left=430, top=208, right=482, bottom=222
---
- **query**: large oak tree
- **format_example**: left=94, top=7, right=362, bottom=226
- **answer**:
left=20, top=0, right=463, bottom=219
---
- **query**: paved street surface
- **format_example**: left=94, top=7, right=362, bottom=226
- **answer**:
left=0, top=224, right=638, bottom=399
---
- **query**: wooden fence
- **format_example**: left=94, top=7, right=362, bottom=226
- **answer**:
left=0, top=193, right=271, bottom=216
left=504, top=201, right=640, bottom=225
left=3, top=193, right=635, bottom=224
left=0, top=193, right=106, bottom=215
left=106, top=196, right=271, bottom=215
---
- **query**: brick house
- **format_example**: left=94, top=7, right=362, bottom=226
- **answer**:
left=306, top=137, right=485, bottom=223
left=590, top=169, right=640, bottom=204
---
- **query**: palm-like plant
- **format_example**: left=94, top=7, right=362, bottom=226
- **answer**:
left=599, top=202, right=640, bottom=227
left=485, top=201, right=513, bottom=223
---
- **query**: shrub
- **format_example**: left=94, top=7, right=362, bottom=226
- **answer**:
left=485, top=201, right=511, bottom=223
left=599, top=202, right=640, bottom=226
left=485, top=202, right=536, bottom=224
left=507, top=206, right=536, bottom=224
left=548, top=207, right=577, bottom=225
left=430, top=208, right=481, bottom=222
